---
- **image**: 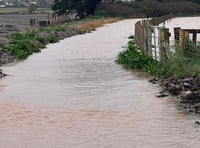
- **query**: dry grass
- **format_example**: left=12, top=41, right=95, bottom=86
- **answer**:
left=78, top=18, right=120, bottom=31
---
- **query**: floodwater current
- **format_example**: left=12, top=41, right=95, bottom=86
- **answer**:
left=0, top=19, right=200, bottom=148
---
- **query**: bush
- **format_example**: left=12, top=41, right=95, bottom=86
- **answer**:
left=36, top=36, right=47, bottom=44
left=55, top=25, right=66, bottom=32
left=116, top=38, right=158, bottom=74
left=5, top=23, right=64, bottom=59
left=47, top=36, right=59, bottom=43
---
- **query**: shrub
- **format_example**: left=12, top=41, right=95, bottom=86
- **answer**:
left=116, top=38, right=158, bottom=74
left=36, top=36, right=47, bottom=44
left=55, top=25, right=67, bottom=32
left=47, top=36, right=59, bottom=43
left=10, top=32, right=24, bottom=42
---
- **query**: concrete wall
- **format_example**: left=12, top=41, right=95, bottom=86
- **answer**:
left=0, top=13, right=50, bottom=31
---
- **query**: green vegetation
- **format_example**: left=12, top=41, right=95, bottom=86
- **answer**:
left=116, top=38, right=158, bottom=74
left=116, top=38, right=200, bottom=79
left=52, top=0, right=101, bottom=19
left=154, top=41, right=200, bottom=78
left=3, top=31, right=46, bottom=59
left=0, top=22, right=74, bottom=59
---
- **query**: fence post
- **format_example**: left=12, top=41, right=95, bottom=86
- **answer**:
left=174, top=27, right=181, bottom=41
left=146, top=20, right=152, bottom=57
left=193, top=32, right=197, bottom=44
left=179, top=29, right=189, bottom=55
left=159, top=28, right=170, bottom=61
left=144, top=20, right=149, bottom=55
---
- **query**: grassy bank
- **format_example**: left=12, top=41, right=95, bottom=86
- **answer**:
left=0, top=17, right=119, bottom=61
left=116, top=38, right=200, bottom=79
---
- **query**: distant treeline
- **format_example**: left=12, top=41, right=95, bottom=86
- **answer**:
left=98, top=0, right=200, bottom=18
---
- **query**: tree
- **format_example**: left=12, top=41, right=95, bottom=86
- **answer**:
left=52, top=0, right=102, bottom=19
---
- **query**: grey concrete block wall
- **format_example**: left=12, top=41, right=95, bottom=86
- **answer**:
left=0, top=14, right=50, bottom=31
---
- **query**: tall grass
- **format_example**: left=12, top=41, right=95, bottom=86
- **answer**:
left=156, top=41, right=200, bottom=78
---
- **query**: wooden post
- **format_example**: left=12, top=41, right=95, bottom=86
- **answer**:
left=146, top=20, right=152, bottom=57
left=179, top=29, right=189, bottom=55
left=159, top=28, right=170, bottom=61
left=179, top=29, right=185, bottom=49
left=174, top=27, right=181, bottom=41
left=193, top=32, right=197, bottom=44
left=143, top=20, right=148, bottom=54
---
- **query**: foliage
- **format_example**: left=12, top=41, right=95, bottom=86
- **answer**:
left=116, top=38, right=158, bottom=74
left=99, top=1, right=200, bottom=18
left=8, top=32, right=42, bottom=59
left=4, top=24, right=68, bottom=59
left=47, top=36, right=59, bottom=43
left=116, top=38, right=200, bottom=79
left=55, top=25, right=67, bottom=32
left=52, top=0, right=102, bottom=19
left=155, top=54, right=199, bottom=78
left=93, top=10, right=109, bottom=18
left=156, top=41, right=200, bottom=78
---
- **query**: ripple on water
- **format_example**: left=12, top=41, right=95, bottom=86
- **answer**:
left=0, top=18, right=200, bottom=148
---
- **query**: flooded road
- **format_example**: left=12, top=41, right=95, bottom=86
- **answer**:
left=0, top=19, right=200, bottom=148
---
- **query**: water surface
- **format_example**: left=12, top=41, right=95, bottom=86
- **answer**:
left=0, top=19, right=200, bottom=148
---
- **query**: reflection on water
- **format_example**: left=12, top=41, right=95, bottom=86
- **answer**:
left=0, top=19, right=200, bottom=148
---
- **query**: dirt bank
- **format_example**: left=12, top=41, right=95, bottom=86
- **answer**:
left=150, top=77, right=200, bottom=115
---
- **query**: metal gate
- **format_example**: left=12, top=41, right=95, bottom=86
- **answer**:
left=147, top=26, right=166, bottom=61
left=135, top=19, right=170, bottom=61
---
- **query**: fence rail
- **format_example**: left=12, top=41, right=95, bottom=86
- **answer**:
left=135, top=15, right=173, bottom=61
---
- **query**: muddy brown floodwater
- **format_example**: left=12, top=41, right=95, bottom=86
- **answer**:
left=0, top=19, right=200, bottom=148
